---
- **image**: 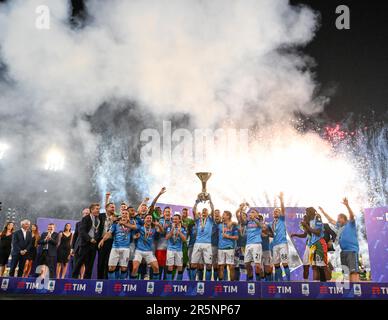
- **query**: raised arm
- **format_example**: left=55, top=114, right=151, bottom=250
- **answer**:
left=318, top=206, right=336, bottom=225
left=193, top=198, right=200, bottom=220
left=208, top=194, right=215, bottom=219
left=342, top=197, right=355, bottom=221
left=148, top=187, right=167, bottom=214
left=235, top=203, right=246, bottom=223
left=278, top=192, right=285, bottom=216
left=137, top=197, right=150, bottom=214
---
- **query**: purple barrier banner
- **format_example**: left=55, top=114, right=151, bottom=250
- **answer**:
left=364, top=207, right=388, bottom=282
left=1, top=278, right=388, bottom=299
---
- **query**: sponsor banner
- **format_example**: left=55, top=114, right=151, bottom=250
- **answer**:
left=0, top=278, right=259, bottom=299
left=261, top=282, right=388, bottom=299
left=364, top=207, right=388, bottom=282
left=1, top=278, right=388, bottom=299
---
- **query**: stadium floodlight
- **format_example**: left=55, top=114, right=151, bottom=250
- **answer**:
left=0, top=142, right=10, bottom=160
left=44, top=147, right=65, bottom=171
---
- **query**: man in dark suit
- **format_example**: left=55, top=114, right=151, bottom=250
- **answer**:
left=72, top=203, right=105, bottom=279
left=38, top=223, right=59, bottom=278
left=9, top=220, right=33, bottom=277
left=71, top=208, right=90, bottom=277
left=97, top=200, right=118, bottom=279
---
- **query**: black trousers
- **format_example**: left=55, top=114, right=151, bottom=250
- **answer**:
left=71, top=243, right=97, bottom=279
left=97, top=238, right=113, bottom=279
left=38, top=250, right=56, bottom=278
left=9, top=254, right=27, bottom=277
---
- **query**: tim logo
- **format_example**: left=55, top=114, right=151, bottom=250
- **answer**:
left=47, top=280, right=55, bottom=292
left=353, top=284, right=362, bottom=297
left=214, top=284, right=223, bottom=293
left=164, top=284, right=172, bottom=293
left=372, top=287, right=388, bottom=295
left=197, top=282, right=205, bottom=295
left=95, top=282, right=103, bottom=294
left=247, top=283, right=255, bottom=295
left=268, top=285, right=291, bottom=294
left=64, top=283, right=86, bottom=291
left=17, top=281, right=26, bottom=289
left=320, top=286, right=343, bottom=294
left=302, top=283, right=310, bottom=296
left=1, top=279, right=9, bottom=290
left=268, top=285, right=276, bottom=294
left=146, top=282, right=154, bottom=294
left=222, top=285, right=238, bottom=293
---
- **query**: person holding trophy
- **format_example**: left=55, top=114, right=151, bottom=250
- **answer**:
left=165, top=213, right=187, bottom=280
left=190, top=172, right=216, bottom=281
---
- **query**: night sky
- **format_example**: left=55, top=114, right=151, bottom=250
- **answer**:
left=292, top=0, right=388, bottom=122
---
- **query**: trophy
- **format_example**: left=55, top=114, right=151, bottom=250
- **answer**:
left=196, top=172, right=212, bottom=202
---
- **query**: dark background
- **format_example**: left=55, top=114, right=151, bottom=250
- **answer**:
left=291, top=0, right=388, bottom=122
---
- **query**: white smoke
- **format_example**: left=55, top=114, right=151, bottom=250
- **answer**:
left=0, top=0, right=368, bottom=214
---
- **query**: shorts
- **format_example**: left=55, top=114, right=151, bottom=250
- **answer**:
left=191, top=243, right=212, bottom=265
left=133, top=250, right=157, bottom=264
left=212, top=246, right=218, bottom=265
left=302, top=245, right=310, bottom=266
left=218, top=249, right=235, bottom=265
left=166, top=250, right=183, bottom=267
left=262, top=250, right=272, bottom=266
left=309, top=238, right=328, bottom=267
left=244, top=244, right=262, bottom=264
left=155, top=249, right=167, bottom=267
left=129, top=242, right=136, bottom=261
left=272, top=243, right=289, bottom=265
left=108, top=248, right=130, bottom=267
left=340, top=251, right=359, bottom=274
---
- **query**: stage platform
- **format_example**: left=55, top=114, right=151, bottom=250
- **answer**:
left=0, top=277, right=387, bottom=299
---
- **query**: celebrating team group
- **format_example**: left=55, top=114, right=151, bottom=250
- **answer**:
left=63, top=187, right=360, bottom=283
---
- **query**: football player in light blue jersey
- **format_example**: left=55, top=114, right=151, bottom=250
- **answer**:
left=130, top=214, right=164, bottom=280
left=211, top=209, right=222, bottom=281
left=98, top=209, right=137, bottom=279
left=190, top=194, right=215, bottom=281
left=260, top=216, right=274, bottom=281
left=319, top=198, right=360, bottom=282
left=156, top=207, right=173, bottom=280
left=235, top=203, right=248, bottom=281
left=271, top=192, right=291, bottom=281
left=243, top=209, right=267, bottom=281
left=217, top=211, right=238, bottom=281
left=165, top=214, right=187, bottom=280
